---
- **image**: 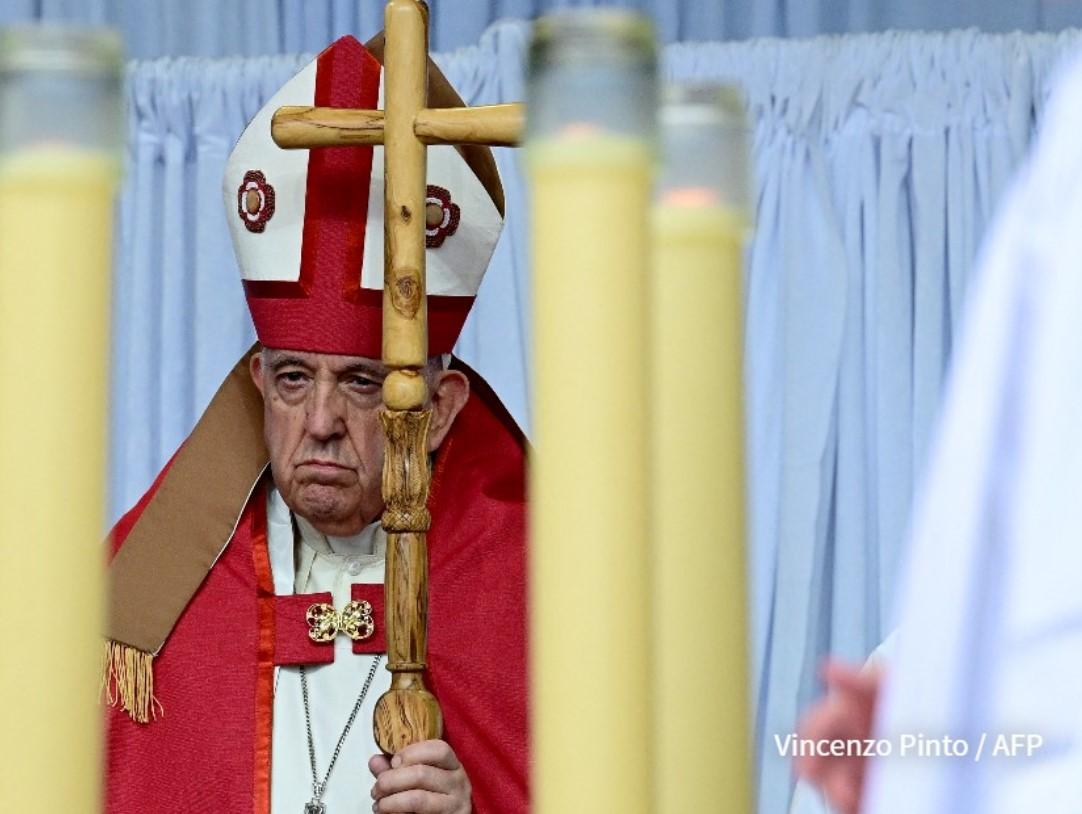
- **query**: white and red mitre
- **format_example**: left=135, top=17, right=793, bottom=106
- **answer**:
left=223, top=35, right=504, bottom=358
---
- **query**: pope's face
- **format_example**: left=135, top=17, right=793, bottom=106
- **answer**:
left=250, top=347, right=470, bottom=537
left=251, top=348, right=387, bottom=536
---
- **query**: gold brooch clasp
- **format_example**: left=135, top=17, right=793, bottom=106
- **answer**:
left=306, top=600, right=375, bottom=643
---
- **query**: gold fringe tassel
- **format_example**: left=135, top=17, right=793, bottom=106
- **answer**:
left=101, top=640, right=163, bottom=724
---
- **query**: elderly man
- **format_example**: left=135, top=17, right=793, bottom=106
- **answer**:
left=104, top=35, right=527, bottom=814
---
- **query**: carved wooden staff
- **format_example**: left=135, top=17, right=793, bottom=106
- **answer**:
left=271, top=0, right=523, bottom=754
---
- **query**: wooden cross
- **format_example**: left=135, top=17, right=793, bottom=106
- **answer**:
left=270, top=0, right=524, bottom=755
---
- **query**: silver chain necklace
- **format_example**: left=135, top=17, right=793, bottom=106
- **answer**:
left=300, top=653, right=383, bottom=814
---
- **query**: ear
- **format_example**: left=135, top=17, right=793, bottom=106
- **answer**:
left=249, top=350, right=266, bottom=397
left=427, top=369, right=469, bottom=452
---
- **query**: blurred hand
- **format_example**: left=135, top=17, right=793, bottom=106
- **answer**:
left=369, top=739, right=471, bottom=813
left=794, top=661, right=883, bottom=814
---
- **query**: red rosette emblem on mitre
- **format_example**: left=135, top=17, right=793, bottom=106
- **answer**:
left=425, top=184, right=460, bottom=248
left=237, top=170, right=276, bottom=233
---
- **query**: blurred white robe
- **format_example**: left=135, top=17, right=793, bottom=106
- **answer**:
left=863, top=51, right=1082, bottom=814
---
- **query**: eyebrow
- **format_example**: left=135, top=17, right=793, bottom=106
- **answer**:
left=267, top=354, right=387, bottom=378
left=269, top=355, right=312, bottom=373
left=340, top=362, right=388, bottom=379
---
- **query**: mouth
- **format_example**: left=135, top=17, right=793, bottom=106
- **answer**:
left=296, top=460, right=354, bottom=480
left=300, top=459, right=349, bottom=469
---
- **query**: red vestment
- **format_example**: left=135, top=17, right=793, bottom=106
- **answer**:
left=105, top=365, right=529, bottom=813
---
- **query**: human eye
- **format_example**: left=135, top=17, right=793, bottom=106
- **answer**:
left=276, top=369, right=310, bottom=394
left=346, top=373, right=381, bottom=395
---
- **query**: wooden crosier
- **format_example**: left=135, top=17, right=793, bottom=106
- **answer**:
left=273, top=104, right=525, bottom=149
left=271, top=0, right=524, bottom=755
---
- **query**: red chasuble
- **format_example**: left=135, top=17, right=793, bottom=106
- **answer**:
left=104, top=365, right=529, bottom=813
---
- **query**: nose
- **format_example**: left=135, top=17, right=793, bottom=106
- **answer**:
left=304, top=380, right=346, bottom=441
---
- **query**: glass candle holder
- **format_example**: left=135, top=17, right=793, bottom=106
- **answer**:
left=650, top=80, right=754, bottom=814
left=526, top=9, right=656, bottom=144
left=656, top=82, right=750, bottom=217
left=0, top=25, right=123, bottom=814
left=525, top=10, right=659, bottom=814
left=0, top=26, right=123, bottom=156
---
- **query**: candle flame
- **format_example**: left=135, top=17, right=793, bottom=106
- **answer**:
left=660, top=186, right=721, bottom=208
left=558, top=122, right=605, bottom=140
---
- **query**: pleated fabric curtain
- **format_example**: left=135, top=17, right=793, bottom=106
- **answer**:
left=98, top=19, right=1082, bottom=814
left=0, top=0, right=721, bottom=54
left=668, top=31, right=1080, bottom=814
left=8, top=0, right=1082, bottom=54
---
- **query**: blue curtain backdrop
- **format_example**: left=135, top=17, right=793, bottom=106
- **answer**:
left=103, top=21, right=1082, bottom=814
left=5, top=0, right=1082, bottom=54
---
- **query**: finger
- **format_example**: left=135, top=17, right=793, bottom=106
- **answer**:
left=372, top=764, right=460, bottom=800
left=797, top=699, right=857, bottom=746
left=794, top=742, right=840, bottom=785
left=823, top=769, right=862, bottom=814
left=393, top=739, right=462, bottom=771
left=793, top=712, right=827, bottom=781
left=798, top=698, right=843, bottom=737
left=793, top=753, right=825, bottom=785
left=793, top=747, right=827, bottom=784
left=369, top=753, right=393, bottom=777
left=820, top=660, right=862, bottom=686
left=794, top=702, right=863, bottom=784
left=374, top=788, right=451, bottom=813
left=822, top=662, right=879, bottom=697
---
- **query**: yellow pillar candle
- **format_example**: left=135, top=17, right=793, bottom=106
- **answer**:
left=0, top=29, right=121, bottom=813
left=525, top=12, right=657, bottom=814
left=651, top=86, right=753, bottom=813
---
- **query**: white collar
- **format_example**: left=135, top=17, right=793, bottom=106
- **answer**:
left=294, top=512, right=382, bottom=557
left=267, top=485, right=384, bottom=559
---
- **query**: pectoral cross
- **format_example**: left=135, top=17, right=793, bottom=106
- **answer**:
left=271, top=0, right=524, bottom=755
